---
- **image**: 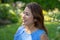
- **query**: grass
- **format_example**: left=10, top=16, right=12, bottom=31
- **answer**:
left=45, top=22, right=60, bottom=40
left=0, top=22, right=60, bottom=40
left=0, top=23, right=21, bottom=40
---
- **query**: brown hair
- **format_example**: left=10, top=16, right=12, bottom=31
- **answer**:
left=26, top=2, right=47, bottom=34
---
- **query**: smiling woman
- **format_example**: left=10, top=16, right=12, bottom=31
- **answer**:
left=14, top=2, right=48, bottom=40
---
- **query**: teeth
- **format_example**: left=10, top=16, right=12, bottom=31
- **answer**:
left=23, top=20, right=26, bottom=22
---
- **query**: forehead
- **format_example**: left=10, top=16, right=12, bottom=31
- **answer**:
left=24, top=7, right=31, bottom=12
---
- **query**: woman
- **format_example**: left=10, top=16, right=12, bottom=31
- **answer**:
left=14, top=2, right=48, bottom=40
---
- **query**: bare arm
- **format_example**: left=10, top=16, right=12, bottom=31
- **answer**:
left=40, top=34, right=49, bottom=40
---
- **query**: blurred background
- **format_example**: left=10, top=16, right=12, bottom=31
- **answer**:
left=0, top=0, right=60, bottom=40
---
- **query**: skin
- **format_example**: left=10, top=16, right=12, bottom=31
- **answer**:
left=21, top=7, right=48, bottom=40
left=22, top=7, right=34, bottom=26
left=40, top=34, right=48, bottom=40
left=22, top=7, right=37, bottom=34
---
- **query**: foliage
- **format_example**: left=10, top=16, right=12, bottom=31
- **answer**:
left=14, top=0, right=60, bottom=10
left=44, top=15, right=52, bottom=22
left=0, top=4, right=19, bottom=24
left=48, top=9, right=60, bottom=22
left=55, top=12, right=60, bottom=20
left=1, top=0, right=60, bottom=10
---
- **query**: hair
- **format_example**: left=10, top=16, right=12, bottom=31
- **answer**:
left=26, top=2, right=47, bottom=34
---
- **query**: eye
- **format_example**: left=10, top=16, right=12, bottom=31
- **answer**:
left=23, top=11, right=30, bottom=16
left=25, top=12, right=29, bottom=16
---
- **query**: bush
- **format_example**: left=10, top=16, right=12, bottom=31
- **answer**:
left=0, top=4, right=19, bottom=24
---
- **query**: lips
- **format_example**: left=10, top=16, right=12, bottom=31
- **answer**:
left=22, top=18, right=27, bottom=23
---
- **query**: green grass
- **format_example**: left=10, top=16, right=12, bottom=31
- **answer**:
left=0, top=22, right=60, bottom=40
left=45, top=22, right=60, bottom=40
left=0, top=23, right=21, bottom=40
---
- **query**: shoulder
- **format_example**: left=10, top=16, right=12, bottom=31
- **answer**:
left=14, top=25, right=24, bottom=35
left=16, top=25, right=24, bottom=34
left=14, top=25, right=24, bottom=40
left=38, top=29, right=46, bottom=35
left=40, top=34, right=48, bottom=40
left=34, top=29, right=46, bottom=36
left=33, top=29, right=48, bottom=40
left=17, top=25, right=24, bottom=31
left=39, top=30, right=48, bottom=40
left=34, top=29, right=46, bottom=37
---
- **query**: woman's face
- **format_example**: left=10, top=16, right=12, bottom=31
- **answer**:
left=22, top=7, right=34, bottom=26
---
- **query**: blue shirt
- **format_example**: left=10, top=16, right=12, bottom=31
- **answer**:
left=14, top=26, right=46, bottom=40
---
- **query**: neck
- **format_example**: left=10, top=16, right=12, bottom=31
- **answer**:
left=24, top=24, right=38, bottom=34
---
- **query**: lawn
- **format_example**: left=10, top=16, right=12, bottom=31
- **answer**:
left=45, top=22, right=60, bottom=40
left=0, top=22, right=60, bottom=40
left=0, top=23, right=21, bottom=40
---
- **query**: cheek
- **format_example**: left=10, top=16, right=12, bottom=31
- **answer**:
left=28, top=17, right=34, bottom=22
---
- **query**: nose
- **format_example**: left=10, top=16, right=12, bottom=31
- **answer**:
left=22, top=13, right=25, bottom=19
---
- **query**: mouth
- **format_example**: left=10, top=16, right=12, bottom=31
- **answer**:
left=23, top=20, right=27, bottom=23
